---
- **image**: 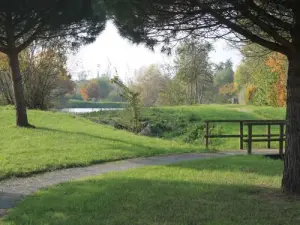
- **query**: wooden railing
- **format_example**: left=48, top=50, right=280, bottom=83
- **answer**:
left=204, top=120, right=286, bottom=154
left=243, top=121, right=285, bottom=155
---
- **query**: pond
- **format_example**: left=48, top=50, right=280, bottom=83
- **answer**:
left=60, top=108, right=122, bottom=114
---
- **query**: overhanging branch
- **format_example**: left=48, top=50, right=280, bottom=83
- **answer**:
left=195, top=0, right=289, bottom=55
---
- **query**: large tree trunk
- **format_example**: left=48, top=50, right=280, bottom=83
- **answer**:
left=282, top=55, right=300, bottom=194
left=8, top=51, right=30, bottom=127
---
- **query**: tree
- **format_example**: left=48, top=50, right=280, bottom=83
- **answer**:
left=80, top=80, right=101, bottom=101
left=0, top=53, right=14, bottom=104
left=80, top=87, right=89, bottom=101
left=158, top=77, right=188, bottom=106
left=265, top=53, right=288, bottom=107
left=214, top=60, right=234, bottom=88
left=175, top=38, right=214, bottom=104
left=219, top=83, right=236, bottom=102
left=0, top=1, right=107, bottom=127
left=107, top=83, right=125, bottom=102
left=133, top=64, right=169, bottom=106
left=214, top=60, right=236, bottom=103
left=234, top=45, right=287, bottom=106
left=22, top=43, right=75, bottom=109
left=106, top=0, right=300, bottom=194
left=0, top=41, right=75, bottom=109
left=139, top=63, right=189, bottom=106
left=111, top=76, right=141, bottom=133
left=234, top=61, right=251, bottom=93
left=96, top=76, right=113, bottom=99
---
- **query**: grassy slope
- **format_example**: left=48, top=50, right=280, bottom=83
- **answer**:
left=0, top=107, right=202, bottom=180
left=3, top=156, right=299, bottom=225
left=85, top=105, right=286, bottom=150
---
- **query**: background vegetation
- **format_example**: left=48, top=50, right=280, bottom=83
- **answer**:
left=83, top=105, right=285, bottom=150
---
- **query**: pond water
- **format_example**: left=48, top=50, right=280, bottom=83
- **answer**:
left=60, top=108, right=122, bottom=114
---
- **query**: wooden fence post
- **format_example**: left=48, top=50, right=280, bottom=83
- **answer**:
left=240, top=122, right=244, bottom=150
left=247, top=124, right=252, bottom=155
left=205, top=121, right=209, bottom=149
left=267, top=124, right=271, bottom=149
left=279, top=124, right=284, bottom=157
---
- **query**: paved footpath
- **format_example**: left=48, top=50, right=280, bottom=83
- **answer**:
left=0, top=150, right=279, bottom=217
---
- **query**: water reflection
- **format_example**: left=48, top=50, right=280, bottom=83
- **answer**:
left=60, top=108, right=122, bottom=114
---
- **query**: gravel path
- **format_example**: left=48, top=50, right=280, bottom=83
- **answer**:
left=0, top=150, right=279, bottom=217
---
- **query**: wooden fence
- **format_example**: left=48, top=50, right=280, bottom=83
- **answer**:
left=204, top=120, right=286, bottom=155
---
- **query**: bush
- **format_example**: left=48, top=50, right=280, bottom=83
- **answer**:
left=184, top=123, right=224, bottom=144
left=184, top=124, right=205, bottom=143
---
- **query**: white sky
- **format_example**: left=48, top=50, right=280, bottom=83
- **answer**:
left=67, top=21, right=242, bottom=81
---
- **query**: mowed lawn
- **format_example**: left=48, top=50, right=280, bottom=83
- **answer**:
left=3, top=156, right=300, bottom=225
left=0, top=107, right=202, bottom=180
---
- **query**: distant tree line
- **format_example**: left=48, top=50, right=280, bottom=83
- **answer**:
left=126, top=37, right=235, bottom=107
left=72, top=75, right=125, bottom=103
left=125, top=38, right=287, bottom=108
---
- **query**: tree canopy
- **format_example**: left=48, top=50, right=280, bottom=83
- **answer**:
left=0, top=0, right=107, bottom=53
left=175, top=38, right=213, bottom=104
left=106, top=0, right=295, bottom=56
left=0, top=0, right=107, bottom=127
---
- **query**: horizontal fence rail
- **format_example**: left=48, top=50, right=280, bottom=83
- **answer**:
left=204, top=120, right=286, bottom=155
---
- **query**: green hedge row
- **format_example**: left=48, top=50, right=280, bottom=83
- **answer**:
left=69, top=100, right=128, bottom=108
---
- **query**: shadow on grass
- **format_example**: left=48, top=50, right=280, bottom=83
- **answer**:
left=36, top=126, right=205, bottom=154
left=168, top=155, right=284, bottom=177
left=2, top=177, right=299, bottom=225
left=0, top=125, right=210, bottom=181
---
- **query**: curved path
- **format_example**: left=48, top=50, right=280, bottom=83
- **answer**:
left=0, top=150, right=279, bottom=217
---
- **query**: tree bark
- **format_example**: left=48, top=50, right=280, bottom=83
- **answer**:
left=282, top=55, right=300, bottom=194
left=8, top=51, right=30, bottom=127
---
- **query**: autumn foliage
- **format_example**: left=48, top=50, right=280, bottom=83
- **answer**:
left=246, top=84, right=256, bottom=102
left=219, top=83, right=236, bottom=95
left=80, top=88, right=89, bottom=101
left=265, top=53, right=287, bottom=107
left=234, top=45, right=288, bottom=107
left=80, top=81, right=101, bottom=101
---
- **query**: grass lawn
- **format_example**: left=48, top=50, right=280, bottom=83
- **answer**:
left=84, top=105, right=286, bottom=150
left=3, top=156, right=299, bottom=225
left=0, top=107, right=202, bottom=180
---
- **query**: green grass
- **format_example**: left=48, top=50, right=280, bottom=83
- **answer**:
left=68, top=99, right=127, bottom=108
left=3, top=156, right=299, bottom=225
left=0, top=105, right=286, bottom=179
left=0, top=107, right=203, bottom=180
left=84, top=105, right=286, bottom=150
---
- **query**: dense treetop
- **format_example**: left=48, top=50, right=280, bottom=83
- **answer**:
left=0, top=0, right=107, bottom=53
left=105, top=0, right=295, bottom=56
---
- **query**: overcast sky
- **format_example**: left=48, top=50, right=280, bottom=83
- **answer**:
left=67, top=21, right=242, bottom=81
